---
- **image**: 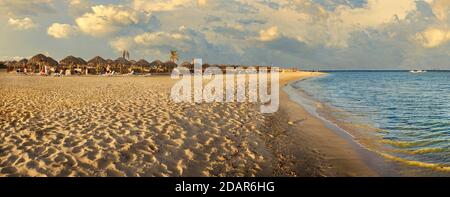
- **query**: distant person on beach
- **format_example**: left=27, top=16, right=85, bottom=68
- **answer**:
left=40, top=68, right=46, bottom=76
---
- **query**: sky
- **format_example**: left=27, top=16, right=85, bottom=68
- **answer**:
left=0, top=0, right=449, bottom=69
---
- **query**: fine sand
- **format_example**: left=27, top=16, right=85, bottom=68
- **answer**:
left=0, top=71, right=375, bottom=177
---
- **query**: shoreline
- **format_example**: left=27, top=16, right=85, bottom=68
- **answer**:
left=264, top=72, right=378, bottom=176
left=280, top=73, right=450, bottom=176
left=283, top=73, right=399, bottom=176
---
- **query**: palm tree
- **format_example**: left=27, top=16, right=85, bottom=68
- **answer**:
left=170, top=50, right=179, bottom=63
left=122, top=50, right=130, bottom=60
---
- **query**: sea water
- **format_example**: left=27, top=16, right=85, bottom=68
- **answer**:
left=293, top=71, right=450, bottom=168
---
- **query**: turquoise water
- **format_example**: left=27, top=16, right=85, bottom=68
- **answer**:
left=293, top=71, right=450, bottom=167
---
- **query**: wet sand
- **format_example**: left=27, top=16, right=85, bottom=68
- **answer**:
left=0, top=71, right=376, bottom=177
left=265, top=72, right=377, bottom=176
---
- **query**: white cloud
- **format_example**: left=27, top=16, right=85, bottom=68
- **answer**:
left=8, top=17, right=37, bottom=30
left=109, top=30, right=191, bottom=52
left=428, top=0, right=450, bottom=21
left=322, top=0, right=417, bottom=47
left=68, top=0, right=91, bottom=15
left=0, top=0, right=54, bottom=16
left=47, top=23, right=78, bottom=39
left=414, top=27, right=450, bottom=48
left=134, top=31, right=190, bottom=45
left=75, top=4, right=149, bottom=36
left=132, top=0, right=195, bottom=12
left=259, top=26, right=279, bottom=41
left=110, top=36, right=136, bottom=52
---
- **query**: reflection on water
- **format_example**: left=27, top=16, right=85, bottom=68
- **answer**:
left=294, top=71, right=450, bottom=168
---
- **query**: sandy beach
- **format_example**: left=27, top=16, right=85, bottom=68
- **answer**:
left=0, top=71, right=376, bottom=177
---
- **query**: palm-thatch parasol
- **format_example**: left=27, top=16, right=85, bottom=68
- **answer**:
left=149, top=60, right=163, bottom=73
left=60, top=56, right=87, bottom=73
left=46, top=56, right=59, bottom=67
left=28, top=54, right=47, bottom=71
left=60, top=56, right=80, bottom=67
left=28, top=54, right=59, bottom=72
left=87, top=56, right=107, bottom=74
left=149, top=60, right=163, bottom=67
left=106, top=59, right=114, bottom=65
left=114, top=57, right=131, bottom=73
left=136, top=59, right=151, bottom=67
left=18, top=58, right=28, bottom=64
left=88, top=56, right=107, bottom=66
left=163, top=61, right=178, bottom=73
left=15, top=58, right=29, bottom=72
left=17, top=58, right=28, bottom=67
left=77, top=57, right=87, bottom=65
left=180, top=61, right=194, bottom=71
left=114, top=57, right=131, bottom=66
left=134, top=59, right=151, bottom=73
left=28, top=54, right=47, bottom=65
left=6, top=60, right=17, bottom=72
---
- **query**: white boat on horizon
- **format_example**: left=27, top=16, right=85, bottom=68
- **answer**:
left=409, top=70, right=427, bottom=73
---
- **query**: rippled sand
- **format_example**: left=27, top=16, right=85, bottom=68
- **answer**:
left=0, top=74, right=273, bottom=177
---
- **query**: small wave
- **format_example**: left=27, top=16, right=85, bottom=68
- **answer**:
left=380, top=139, right=428, bottom=148
left=378, top=152, right=450, bottom=172
left=375, top=129, right=390, bottom=133
left=411, top=147, right=446, bottom=155
left=380, top=139, right=447, bottom=148
left=393, top=147, right=447, bottom=155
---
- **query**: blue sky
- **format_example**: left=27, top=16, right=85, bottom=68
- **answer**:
left=0, top=0, right=449, bottom=69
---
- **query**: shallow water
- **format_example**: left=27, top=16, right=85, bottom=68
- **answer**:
left=293, top=71, right=450, bottom=167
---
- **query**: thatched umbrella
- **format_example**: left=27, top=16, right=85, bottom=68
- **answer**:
left=60, top=56, right=87, bottom=74
left=46, top=57, right=59, bottom=67
left=60, top=56, right=79, bottom=67
left=149, top=60, right=163, bottom=73
left=181, top=61, right=194, bottom=72
left=106, top=59, right=114, bottom=65
left=17, top=59, right=28, bottom=66
left=163, top=61, right=178, bottom=73
left=88, top=56, right=107, bottom=66
left=6, top=60, right=17, bottom=72
left=29, top=54, right=47, bottom=64
left=88, top=56, right=107, bottom=74
left=16, top=59, right=28, bottom=71
left=114, top=57, right=131, bottom=74
left=77, top=57, right=87, bottom=65
left=134, top=59, right=151, bottom=73
left=28, top=54, right=59, bottom=73
left=28, top=54, right=47, bottom=72
left=46, top=56, right=59, bottom=74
